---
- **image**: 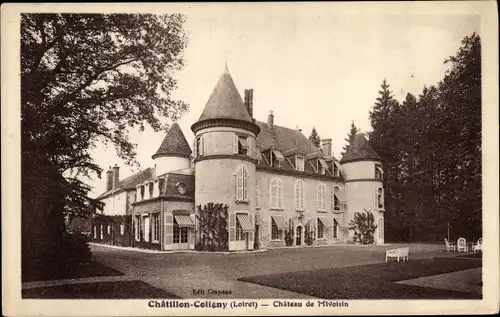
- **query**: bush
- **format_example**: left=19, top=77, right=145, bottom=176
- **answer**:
left=348, top=209, right=378, bottom=244
left=196, top=203, right=229, bottom=251
left=304, top=220, right=315, bottom=245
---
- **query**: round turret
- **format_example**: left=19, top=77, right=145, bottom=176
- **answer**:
left=340, top=133, right=385, bottom=245
left=152, top=122, right=192, bottom=176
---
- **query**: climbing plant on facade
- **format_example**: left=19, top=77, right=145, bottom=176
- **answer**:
left=195, top=203, right=229, bottom=251
left=348, top=209, right=378, bottom=244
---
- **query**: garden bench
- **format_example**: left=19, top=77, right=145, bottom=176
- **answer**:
left=385, top=247, right=409, bottom=262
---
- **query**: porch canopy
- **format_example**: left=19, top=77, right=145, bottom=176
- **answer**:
left=236, top=214, right=254, bottom=231
left=318, top=217, right=334, bottom=228
left=174, top=215, right=194, bottom=227
left=271, top=215, right=288, bottom=230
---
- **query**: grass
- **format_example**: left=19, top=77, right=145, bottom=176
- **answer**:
left=22, top=280, right=181, bottom=299
left=238, top=257, right=482, bottom=299
left=23, top=261, right=124, bottom=282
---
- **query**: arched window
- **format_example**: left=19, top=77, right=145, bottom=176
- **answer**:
left=317, top=183, right=326, bottom=211
left=295, top=180, right=305, bottom=211
left=377, top=187, right=384, bottom=209
left=235, top=165, right=249, bottom=201
left=255, top=178, right=260, bottom=208
left=270, top=178, right=283, bottom=209
left=332, top=186, right=341, bottom=211
left=317, top=218, right=325, bottom=239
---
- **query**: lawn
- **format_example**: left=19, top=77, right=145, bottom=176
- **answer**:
left=22, top=261, right=124, bottom=282
left=238, top=257, right=482, bottom=299
left=22, top=280, right=180, bottom=299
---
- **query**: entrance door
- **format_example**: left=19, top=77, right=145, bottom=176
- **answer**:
left=296, top=226, right=302, bottom=245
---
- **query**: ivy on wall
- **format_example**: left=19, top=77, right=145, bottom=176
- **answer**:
left=195, top=203, right=229, bottom=251
left=348, top=209, right=378, bottom=244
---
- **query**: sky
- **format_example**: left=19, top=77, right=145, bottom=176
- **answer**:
left=87, top=7, right=480, bottom=198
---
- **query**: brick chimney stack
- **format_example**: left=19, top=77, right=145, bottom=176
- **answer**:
left=267, top=110, right=274, bottom=130
left=322, top=139, right=332, bottom=157
left=112, top=164, right=120, bottom=189
left=106, top=167, right=113, bottom=192
left=244, top=89, right=254, bottom=118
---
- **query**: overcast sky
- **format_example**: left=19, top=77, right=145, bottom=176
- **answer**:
left=87, top=7, right=480, bottom=197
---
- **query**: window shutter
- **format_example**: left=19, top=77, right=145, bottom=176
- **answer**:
left=243, top=168, right=248, bottom=200
left=256, top=178, right=260, bottom=207
left=380, top=188, right=385, bottom=207
left=200, top=137, right=204, bottom=155
left=233, top=134, right=238, bottom=154
left=247, top=137, right=252, bottom=157
left=193, top=138, right=197, bottom=157
left=278, top=180, right=283, bottom=209
left=374, top=189, right=378, bottom=209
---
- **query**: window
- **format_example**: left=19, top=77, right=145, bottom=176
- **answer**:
left=295, top=180, right=305, bottom=211
left=100, top=225, right=103, bottom=239
left=377, top=188, right=384, bottom=209
left=333, top=219, right=339, bottom=239
left=107, top=225, right=111, bottom=235
left=93, top=226, right=97, bottom=239
left=235, top=217, right=244, bottom=241
left=233, top=134, right=249, bottom=156
left=332, top=186, right=341, bottom=211
left=375, top=163, right=384, bottom=180
left=152, top=213, right=160, bottom=242
left=173, top=218, right=188, bottom=243
left=235, top=165, right=249, bottom=201
left=333, top=161, right=341, bottom=177
left=271, top=219, right=282, bottom=240
left=120, top=224, right=125, bottom=235
left=158, top=178, right=165, bottom=196
left=148, top=182, right=153, bottom=197
left=270, top=178, right=283, bottom=209
left=196, top=136, right=204, bottom=156
left=317, top=219, right=324, bottom=239
left=270, top=150, right=283, bottom=168
left=295, top=156, right=305, bottom=171
left=317, top=183, right=326, bottom=211
left=140, top=186, right=145, bottom=200
left=318, top=159, right=327, bottom=175
left=256, top=178, right=260, bottom=208
left=134, top=216, right=140, bottom=240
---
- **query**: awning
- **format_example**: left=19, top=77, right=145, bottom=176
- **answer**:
left=236, top=214, right=254, bottom=231
left=319, top=158, right=328, bottom=168
left=318, top=217, right=334, bottom=228
left=255, top=214, right=266, bottom=225
left=271, top=215, right=288, bottom=230
left=239, top=138, right=248, bottom=148
left=174, top=215, right=194, bottom=227
left=272, top=149, right=284, bottom=161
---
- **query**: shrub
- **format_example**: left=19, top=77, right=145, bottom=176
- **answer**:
left=348, top=209, right=378, bottom=244
left=304, top=220, right=315, bottom=245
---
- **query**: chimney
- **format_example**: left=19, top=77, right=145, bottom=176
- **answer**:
left=106, top=167, right=113, bottom=192
left=322, top=139, right=332, bottom=157
left=244, top=89, right=254, bottom=118
left=112, top=164, right=120, bottom=189
left=267, top=110, right=274, bottom=130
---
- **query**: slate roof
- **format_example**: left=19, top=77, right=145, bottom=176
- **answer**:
left=152, top=123, right=192, bottom=159
left=97, top=167, right=153, bottom=199
left=196, top=68, right=253, bottom=123
left=340, top=133, right=382, bottom=163
left=255, top=121, right=320, bottom=155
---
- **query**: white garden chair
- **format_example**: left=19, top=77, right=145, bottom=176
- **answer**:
left=444, top=238, right=456, bottom=252
left=457, top=237, right=468, bottom=252
left=472, top=238, right=482, bottom=253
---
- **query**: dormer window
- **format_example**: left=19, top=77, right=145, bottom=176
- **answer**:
left=295, top=156, right=305, bottom=172
left=318, top=158, right=327, bottom=175
left=375, top=163, right=384, bottom=180
left=158, top=178, right=165, bottom=196
left=270, top=149, right=284, bottom=168
left=149, top=182, right=154, bottom=197
left=333, top=161, right=341, bottom=177
left=140, top=185, right=145, bottom=200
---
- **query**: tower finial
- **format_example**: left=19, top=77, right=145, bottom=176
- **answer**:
left=224, top=62, right=229, bottom=72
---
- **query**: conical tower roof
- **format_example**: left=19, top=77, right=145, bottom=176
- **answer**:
left=340, top=133, right=382, bottom=163
left=152, top=123, right=192, bottom=159
left=198, top=67, right=253, bottom=122
left=191, top=66, right=260, bottom=134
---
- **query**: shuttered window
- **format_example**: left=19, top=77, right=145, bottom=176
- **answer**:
left=295, top=180, right=305, bottom=211
left=317, top=183, right=326, bottom=211
left=270, top=178, right=283, bottom=209
left=235, top=165, right=249, bottom=201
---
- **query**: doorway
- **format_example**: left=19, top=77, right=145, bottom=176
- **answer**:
left=296, top=226, right=303, bottom=245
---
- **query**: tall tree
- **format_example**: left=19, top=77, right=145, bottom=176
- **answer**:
left=341, top=121, right=360, bottom=157
left=21, top=13, right=189, bottom=276
left=308, top=127, right=321, bottom=148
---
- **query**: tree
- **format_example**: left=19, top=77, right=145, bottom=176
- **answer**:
left=341, top=121, right=360, bottom=156
left=21, top=13, right=189, bottom=277
left=308, top=127, right=321, bottom=148
left=196, top=203, right=229, bottom=251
